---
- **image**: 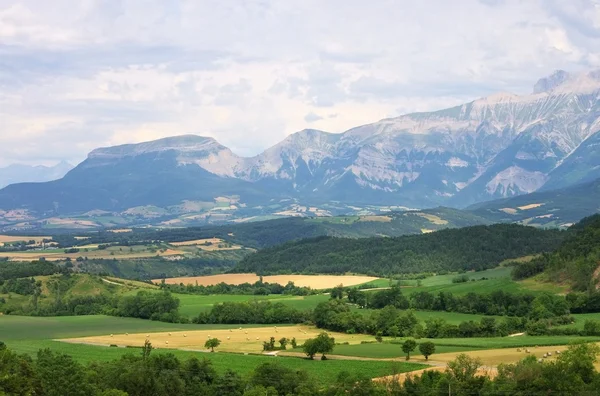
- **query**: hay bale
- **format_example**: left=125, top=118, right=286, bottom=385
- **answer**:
left=517, top=348, right=521, bottom=352
left=227, top=336, right=230, bottom=340
left=110, top=334, right=113, bottom=337
left=169, top=332, right=172, bottom=336
left=246, top=337, right=250, bottom=341
left=165, top=341, right=169, bottom=345
left=256, top=337, right=260, bottom=340
left=526, top=349, right=531, bottom=353
left=184, top=334, right=187, bottom=337
left=538, top=358, right=543, bottom=363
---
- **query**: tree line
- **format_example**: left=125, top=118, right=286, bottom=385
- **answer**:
left=235, top=224, right=565, bottom=275
left=159, top=279, right=315, bottom=296
left=345, top=286, right=572, bottom=319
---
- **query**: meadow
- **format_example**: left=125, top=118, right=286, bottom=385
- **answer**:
left=0, top=315, right=426, bottom=385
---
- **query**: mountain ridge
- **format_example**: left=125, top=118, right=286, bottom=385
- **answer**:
left=0, top=69, right=599, bottom=220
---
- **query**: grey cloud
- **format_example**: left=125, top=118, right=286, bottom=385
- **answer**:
left=304, top=112, right=323, bottom=123
left=543, top=0, right=600, bottom=39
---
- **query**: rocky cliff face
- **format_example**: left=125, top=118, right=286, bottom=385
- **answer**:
left=1, top=70, right=599, bottom=214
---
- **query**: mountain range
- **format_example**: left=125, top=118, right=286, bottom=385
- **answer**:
left=0, top=162, right=73, bottom=189
left=0, top=69, right=599, bottom=227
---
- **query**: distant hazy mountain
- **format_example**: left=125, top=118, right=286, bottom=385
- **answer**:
left=0, top=69, right=599, bottom=218
left=0, top=161, right=73, bottom=189
left=469, top=177, right=600, bottom=227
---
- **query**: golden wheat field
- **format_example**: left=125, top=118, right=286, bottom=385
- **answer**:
left=154, top=274, right=380, bottom=289
left=62, top=326, right=374, bottom=353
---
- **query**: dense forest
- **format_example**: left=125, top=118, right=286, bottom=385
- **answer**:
left=511, top=214, right=600, bottom=291
left=234, top=224, right=565, bottom=275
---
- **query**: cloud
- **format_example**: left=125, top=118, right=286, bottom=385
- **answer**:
left=0, top=0, right=598, bottom=166
left=304, top=112, right=323, bottom=123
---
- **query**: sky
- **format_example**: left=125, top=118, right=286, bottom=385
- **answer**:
left=0, top=0, right=599, bottom=167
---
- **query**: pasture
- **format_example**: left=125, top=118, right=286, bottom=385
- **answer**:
left=0, top=315, right=426, bottom=386
left=5, top=340, right=425, bottom=385
left=156, top=273, right=381, bottom=289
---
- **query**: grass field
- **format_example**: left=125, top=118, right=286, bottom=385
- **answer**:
left=0, top=315, right=426, bottom=385
left=5, top=340, right=425, bottom=385
left=156, top=274, right=380, bottom=289
left=0, top=315, right=277, bottom=341
left=558, top=313, right=600, bottom=330
left=321, top=343, right=481, bottom=359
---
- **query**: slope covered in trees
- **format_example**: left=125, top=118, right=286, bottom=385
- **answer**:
left=512, top=214, right=600, bottom=291
left=234, top=224, right=565, bottom=276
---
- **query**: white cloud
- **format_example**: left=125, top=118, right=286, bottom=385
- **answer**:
left=0, top=0, right=599, bottom=166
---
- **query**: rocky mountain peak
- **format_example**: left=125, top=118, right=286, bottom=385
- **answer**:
left=533, top=70, right=571, bottom=94
left=88, top=135, right=226, bottom=159
left=533, top=69, right=600, bottom=95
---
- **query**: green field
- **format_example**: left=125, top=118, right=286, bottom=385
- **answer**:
left=321, top=335, right=600, bottom=359
left=122, top=291, right=331, bottom=318
left=417, top=336, right=600, bottom=349
left=317, top=343, right=480, bottom=359
left=558, top=313, right=600, bottom=330
left=0, top=315, right=426, bottom=385
left=0, top=315, right=271, bottom=341
left=6, top=340, right=425, bottom=385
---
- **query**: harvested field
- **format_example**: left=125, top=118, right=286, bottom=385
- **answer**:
left=375, top=366, right=497, bottom=384
left=0, top=235, right=50, bottom=244
left=2, top=248, right=185, bottom=262
left=154, top=273, right=380, bottom=289
left=500, top=208, right=518, bottom=215
left=408, top=213, right=448, bottom=225
left=170, top=238, right=224, bottom=246
left=423, top=344, right=583, bottom=366
left=170, top=238, right=242, bottom=251
left=359, top=215, right=392, bottom=222
left=62, top=326, right=374, bottom=354
left=518, top=203, right=544, bottom=210
left=109, top=228, right=133, bottom=233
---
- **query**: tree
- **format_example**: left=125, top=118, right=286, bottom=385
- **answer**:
left=303, top=332, right=335, bottom=360
left=303, top=339, right=319, bottom=360
left=330, top=284, right=344, bottom=300
left=204, top=338, right=221, bottom=352
left=402, top=339, right=417, bottom=361
left=418, top=341, right=436, bottom=361
left=142, top=339, right=152, bottom=361
left=279, top=337, right=288, bottom=350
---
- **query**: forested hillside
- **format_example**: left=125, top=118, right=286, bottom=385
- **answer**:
left=512, top=214, right=600, bottom=291
left=234, top=224, right=565, bottom=276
